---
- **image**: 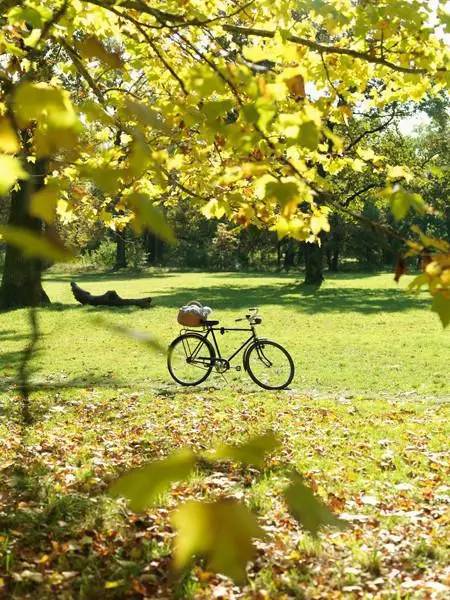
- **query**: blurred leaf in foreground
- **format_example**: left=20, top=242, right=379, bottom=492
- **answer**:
left=172, top=499, right=265, bottom=583
left=0, top=155, right=27, bottom=195
left=0, top=226, right=72, bottom=262
left=96, top=319, right=166, bottom=354
left=212, top=431, right=281, bottom=467
left=284, top=472, right=347, bottom=537
left=109, top=449, right=196, bottom=511
left=431, top=291, right=450, bottom=328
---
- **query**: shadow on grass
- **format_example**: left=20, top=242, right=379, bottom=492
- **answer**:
left=3, top=271, right=426, bottom=316
left=0, top=373, right=127, bottom=394
left=151, top=283, right=428, bottom=314
left=43, top=269, right=177, bottom=283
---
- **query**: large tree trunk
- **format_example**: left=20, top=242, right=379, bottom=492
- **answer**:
left=303, top=241, right=324, bottom=286
left=0, top=159, right=50, bottom=310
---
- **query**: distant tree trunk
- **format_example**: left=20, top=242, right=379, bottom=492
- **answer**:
left=145, top=231, right=164, bottom=265
left=303, top=241, right=324, bottom=285
left=330, top=249, right=339, bottom=272
left=325, top=214, right=343, bottom=272
left=283, top=239, right=296, bottom=272
left=114, top=229, right=127, bottom=270
left=0, top=158, right=50, bottom=310
left=276, top=240, right=282, bottom=270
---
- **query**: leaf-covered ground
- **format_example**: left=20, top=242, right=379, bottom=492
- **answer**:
left=0, top=271, right=449, bottom=598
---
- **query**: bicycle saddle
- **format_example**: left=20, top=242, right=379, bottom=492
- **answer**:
left=204, top=319, right=219, bottom=326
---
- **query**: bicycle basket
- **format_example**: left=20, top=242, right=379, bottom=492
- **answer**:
left=177, top=309, right=204, bottom=327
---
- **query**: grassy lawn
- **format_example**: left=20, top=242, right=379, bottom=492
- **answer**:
left=0, top=270, right=449, bottom=598
left=0, top=270, right=449, bottom=397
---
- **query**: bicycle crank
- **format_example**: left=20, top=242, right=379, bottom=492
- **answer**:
left=214, top=358, right=230, bottom=373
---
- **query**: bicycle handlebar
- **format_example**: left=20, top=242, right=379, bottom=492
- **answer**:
left=235, top=308, right=259, bottom=323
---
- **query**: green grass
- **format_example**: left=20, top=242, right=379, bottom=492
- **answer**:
left=0, top=269, right=448, bottom=397
left=0, top=270, right=449, bottom=598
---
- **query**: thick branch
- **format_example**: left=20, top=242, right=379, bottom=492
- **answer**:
left=222, top=24, right=435, bottom=75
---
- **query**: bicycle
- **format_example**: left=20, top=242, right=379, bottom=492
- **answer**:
left=167, top=308, right=295, bottom=390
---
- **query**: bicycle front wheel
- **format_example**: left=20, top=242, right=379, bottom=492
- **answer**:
left=244, top=340, right=294, bottom=390
left=167, top=333, right=215, bottom=386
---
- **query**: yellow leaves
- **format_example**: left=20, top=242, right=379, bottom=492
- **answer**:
left=171, top=499, right=265, bottom=583
left=12, top=82, right=78, bottom=156
left=310, top=210, right=330, bottom=235
left=387, top=164, right=413, bottom=183
left=86, top=165, right=126, bottom=195
left=284, top=473, right=347, bottom=537
left=124, top=99, right=171, bottom=134
left=265, top=179, right=299, bottom=209
left=201, top=198, right=228, bottom=220
left=30, top=183, right=60, bottom=223
left=431, top=291, right=450, bottom=328
left=0, top=117, right=19, bottom=153
left=201, top=99, right=234, bottom=123
left=104, top=580, right=124, bottom=590
left=350, top=158, right=366, bottom=172
left=271, top=215, right=309, bottom=241
left=125, top=192, right=175, bottom=243
left=75, top=36, right=122, bottom=69
left=298, top=120, right=319, bottom=150
left=109, top=449, right=196, bottom=511
left=235, top=203, right=255, bottom=226
left=382, top=187, right=425, bottom=221
left=0, top=226, right=72, bottom=262
left=0, top=154, right=27, bottom=195
left=13, top=82, right=76, bottom=130
left=243, top=45, right=269, bottom=63
left=211, top=432, right=280, bottom=467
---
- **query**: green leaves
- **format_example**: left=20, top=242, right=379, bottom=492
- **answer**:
left=109, top=449, right=196, bottom=511
left=284, top=473, right=347, bottom=537
left=201, top=100, right=234, bottom=123
left=298, top=121, right=319, bottom=150
left=0, top=226, right=72, bottom=262
left=213, top=432, right=281, bottom=467
left=171, top=499, right=265, bottom=583
left=387, top=188, right=425, bottom=221
left=431, top=292, right=450, bottom=328
left=0, top=155, right=27, bottom=195
left=126, top=193, right=175, bottom=243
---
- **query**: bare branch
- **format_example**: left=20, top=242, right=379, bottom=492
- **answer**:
left=345, top=113, right=397, bottom=152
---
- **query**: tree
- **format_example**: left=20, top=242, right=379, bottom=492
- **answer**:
left=0, top=0, right=448, bottom=322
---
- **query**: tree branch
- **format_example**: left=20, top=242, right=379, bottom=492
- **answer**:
left=221, top=24, right=440, bottom=75
left=342, top=183, right=380, bottom=207
left=345, top=113, right=397, bottom=152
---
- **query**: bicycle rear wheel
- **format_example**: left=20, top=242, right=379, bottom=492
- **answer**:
left=167, top=333, right=215, bottom=386
left=244, top=340, right=294, bottom=390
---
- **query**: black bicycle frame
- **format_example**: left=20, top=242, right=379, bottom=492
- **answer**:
left=185, top=325, right=259, bottom=365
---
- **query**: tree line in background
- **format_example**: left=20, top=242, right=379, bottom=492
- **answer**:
left=3, top=95, right=445, bottom=284
left=0, top=0, right=449, bottom=323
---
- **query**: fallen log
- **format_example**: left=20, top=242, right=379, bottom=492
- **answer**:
left=71, top=281, right=152, bottom=308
